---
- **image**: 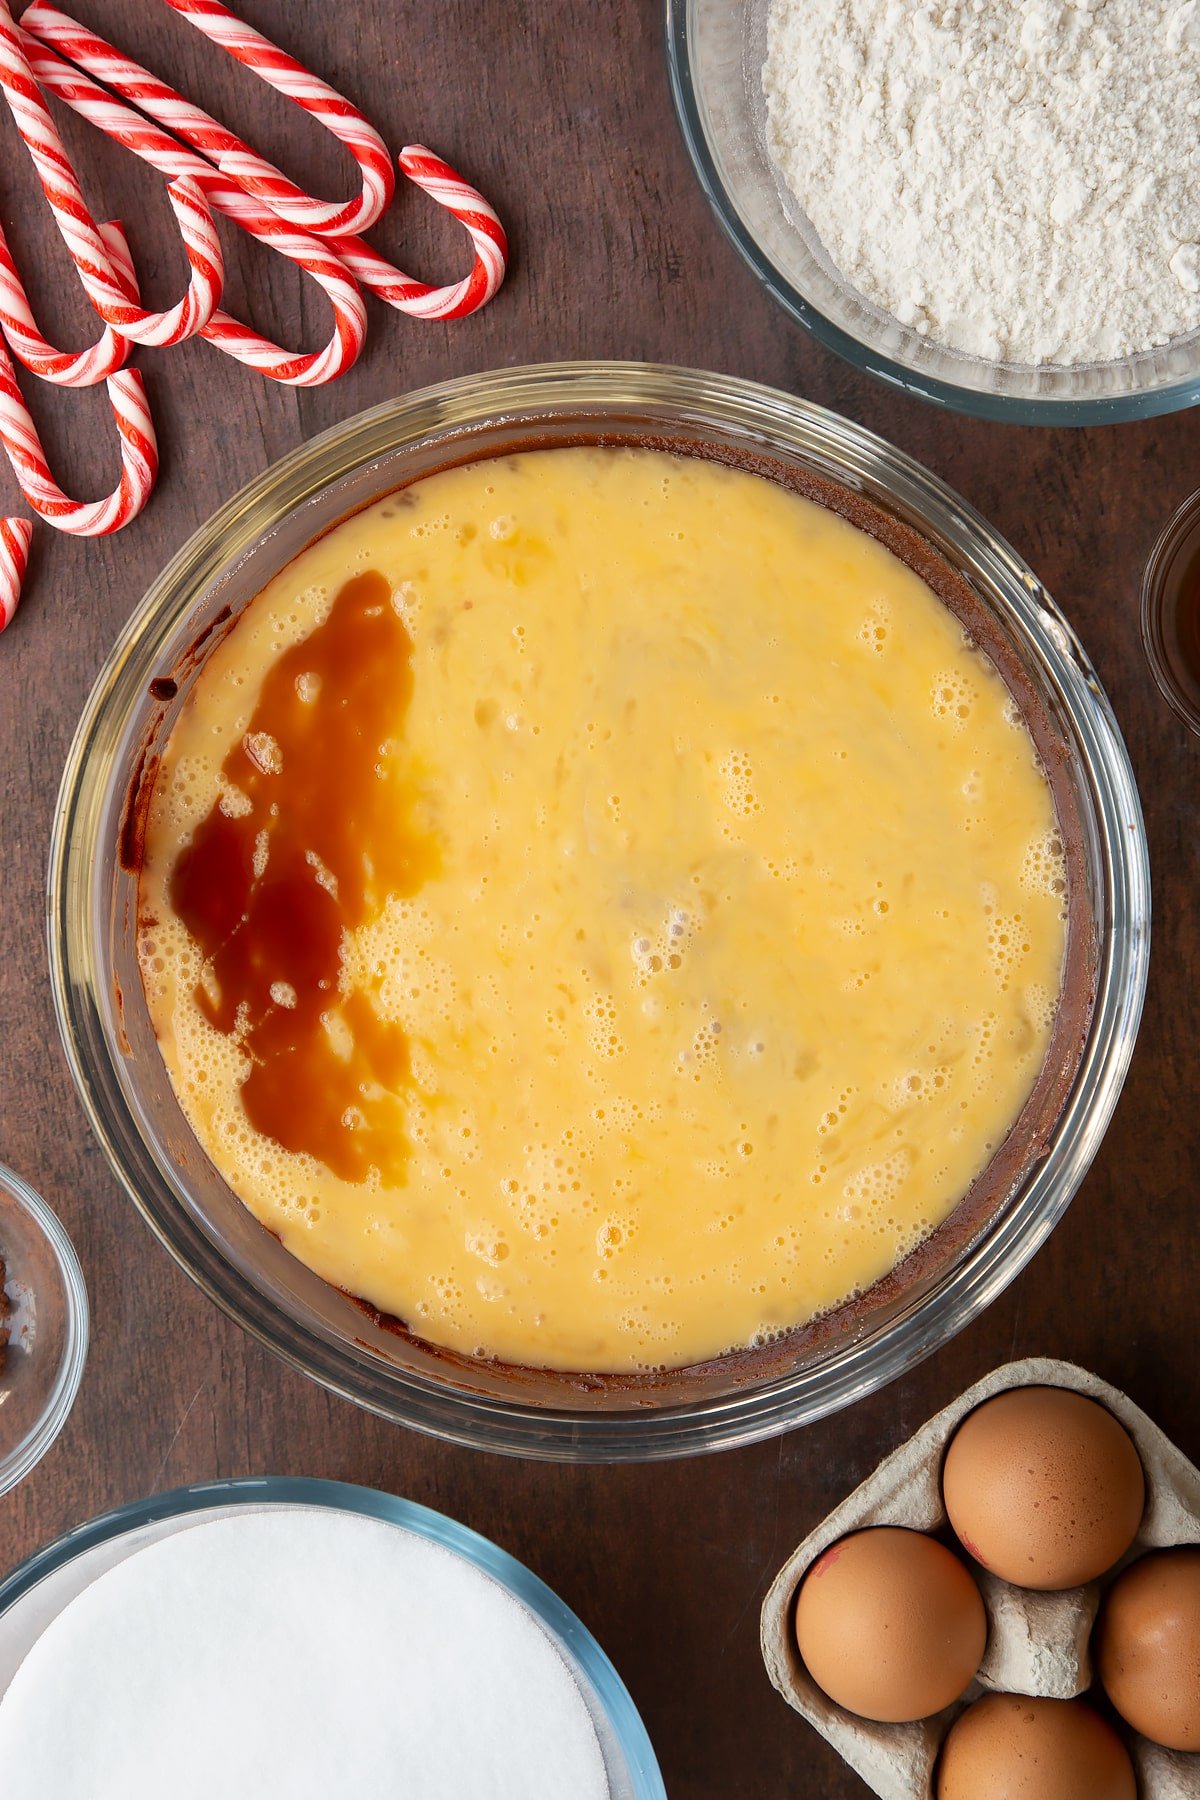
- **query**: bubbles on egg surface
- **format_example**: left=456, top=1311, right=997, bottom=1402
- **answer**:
left=596, top=1212, right=636, bottom=1261
left=718, top=749, right=762, bottom=820
left=888, top=1063, right=952, bottom=1109
left=243, top=730, right=283, bottom=776
left=389, top=579, right=423, bottom=633
left=341, top=898, right=459, bottom=1028
left=408, top=509, right=456, bottom=543
left=465, top=1229, right=510, bottom=1268
left=583, top=991, right=624, bottom=1060
left=629, top=902, right=699, bottom=988
left=931, top=669, right=979, bottom=728
left=856, top=597, right=891, bottom=654
left=217, top=779, right=253, bottom=820
left=156, top=751, right=224, bottom=842
left=986, top=909, right=1032, bottom=991
left=1020, top=825, right=1069, bottom=913
left=840, top=1147, right=915, bottom=1230
left=1023, top=979, right=1059, bottom=1034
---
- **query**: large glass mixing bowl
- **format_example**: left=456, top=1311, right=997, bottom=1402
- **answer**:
left=49, top=364, right=1150, bottom=1459
left=665, top=0, right=1200, bottom=423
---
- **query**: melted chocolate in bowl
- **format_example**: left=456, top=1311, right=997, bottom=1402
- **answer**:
left=123, top=432, right=1094, bottom=1407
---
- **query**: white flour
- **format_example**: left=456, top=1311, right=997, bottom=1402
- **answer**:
left=763, top=0, right=1200, bottom=366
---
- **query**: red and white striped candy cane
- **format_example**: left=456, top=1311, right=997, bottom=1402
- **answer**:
left=0, top=216, right=136, bottom=386
left=0, top=342, right=158, bottom=535
left=18, top=25, right=368, bottom=386
left=24, top=5, right=508, bottom=323
left=0, top=514, right=32, bottom=630
left=0, top=4, right=223, bottom=348
left=99, top=219, right=140, bottom=303
left=154, top=0, right=393, bottom=237
left=332, top=147, right=508, bottom=321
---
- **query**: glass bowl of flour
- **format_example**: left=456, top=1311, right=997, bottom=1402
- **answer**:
left=666, top=0, right=1200, bottom=422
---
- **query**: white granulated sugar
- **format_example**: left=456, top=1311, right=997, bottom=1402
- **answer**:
left=763, top=0, right=1200, bottom=366
left=0, top=1509, right=610, bottom=1799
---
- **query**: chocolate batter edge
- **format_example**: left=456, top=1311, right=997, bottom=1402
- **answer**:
left=126, top=433, right=1094, bottom=1403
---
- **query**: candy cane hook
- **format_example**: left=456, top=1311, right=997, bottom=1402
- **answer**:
left=155, top=0, right=394, bottom=236
left=0, top=215, right=137, bottom=386
left=23, top=6, right=506, bottom=322
left=0, top=4, right=223, bottom=347
left=332, top=147, right=508, bottom=321
left=18, top=22, right=369, bottom=386
left=0, top=343, right=158, bottom=535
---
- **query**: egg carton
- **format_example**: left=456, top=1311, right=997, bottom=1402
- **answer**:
left=760, top=1357, right=1200, bottom=1798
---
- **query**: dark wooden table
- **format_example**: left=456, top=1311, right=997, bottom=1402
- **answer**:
left=0, top=3, right=1196, bottom=1794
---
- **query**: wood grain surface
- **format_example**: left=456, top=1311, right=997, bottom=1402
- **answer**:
left=0, top=4, right=1197, bottom=1795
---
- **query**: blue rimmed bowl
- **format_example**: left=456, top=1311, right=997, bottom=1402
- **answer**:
left=0, top=1476, right=665, bottom=1799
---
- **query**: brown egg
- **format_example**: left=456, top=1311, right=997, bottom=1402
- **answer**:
left=937, top=1695, right=1137, bottom=1799
left=942, top=1386, right=1144, bottom=1589
left=1096, top=1545, right=1200, bottom=1749
left=793, top=1526, right=986, bottom=1723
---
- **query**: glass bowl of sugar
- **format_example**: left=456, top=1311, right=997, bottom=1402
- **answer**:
left=0, top=1479, right=666, bottom=1798
left=666, top=0, right=1200, bottom=423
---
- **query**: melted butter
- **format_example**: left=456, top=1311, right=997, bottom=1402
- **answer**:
left=138, top=448, right=1067, bottom=1373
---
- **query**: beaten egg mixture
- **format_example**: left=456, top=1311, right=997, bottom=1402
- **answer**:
left=138, top=449, right=1066, bottom=1371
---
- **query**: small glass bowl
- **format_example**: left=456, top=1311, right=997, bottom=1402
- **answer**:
left=0, top=1166, right=89, bottom=1498
left=48, top=363, right=1151, bottom=1460
left=0, top=1477, right=665, bottom=1798
left=1141, top=489, right=1200, bottom=735
left=665, top=0, right=1200, bottom=424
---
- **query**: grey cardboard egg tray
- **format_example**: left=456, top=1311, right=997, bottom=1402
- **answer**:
left=760, top=1357, right=1200, bottom=1798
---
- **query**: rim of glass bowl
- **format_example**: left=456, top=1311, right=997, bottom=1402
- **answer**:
left=1140, top=488, right=1200, bottom=736
left=664, top=0, right=1200, bottom=425
left=0, top=1476, right=666, bottom=1799
left=0, top=1165, right=90, bottom=1499
left=47, top=363, right=1151, bottom=1461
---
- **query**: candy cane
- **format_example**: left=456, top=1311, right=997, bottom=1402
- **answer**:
left=158, top=0, right=394, bottom=235
left=0, top=344, right=158, bottom=535
left=0, top=215, right=136, bottom=386
left=0, top=514, right=32, bottom=629
left=23, top=5, right=507, bottom=322
left=332, top=147, right=508, bottom=321
left=16, top=26, right=368, bottom=386
left=154, top=0, right=393, bottom=236
left=0, top=6, right=223, bottom=348
left=99, top=219, right=140, bottom=304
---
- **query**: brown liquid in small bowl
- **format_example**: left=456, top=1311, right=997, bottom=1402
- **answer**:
left=1142, top=489, right=1200, bottom=735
